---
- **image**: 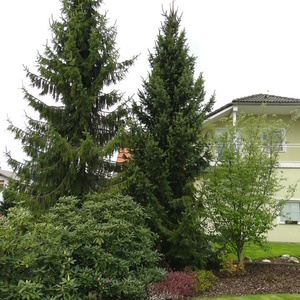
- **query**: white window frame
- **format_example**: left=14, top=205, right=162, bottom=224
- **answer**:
left=262, top=128, right=286, bottom=153
left=278, top=198, right=300, bottom=225
left=215, top=128, right=242, bottom=159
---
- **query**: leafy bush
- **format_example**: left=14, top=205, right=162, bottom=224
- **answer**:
left=0, top=194, right=165, bottom=299
left=220, top=254, right=246, bottom=276
left=193, top=270, right=216, bottom=293
left=147, top=271, right=196, bottom=300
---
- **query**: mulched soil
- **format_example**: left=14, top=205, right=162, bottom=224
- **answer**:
left=199, top=259, right=300, bottom=298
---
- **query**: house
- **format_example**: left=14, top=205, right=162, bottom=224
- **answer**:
left=204, top=94, right=300, bottom=242
left=116, top=148, right=131, bottom=168
left=0, top=168, right=16, bottom=203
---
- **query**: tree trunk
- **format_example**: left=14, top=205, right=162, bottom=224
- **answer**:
left=237, top=251, right=243, bottom=265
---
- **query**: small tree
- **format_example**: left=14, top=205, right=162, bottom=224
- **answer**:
left=200, top=114, right=296, bottom=264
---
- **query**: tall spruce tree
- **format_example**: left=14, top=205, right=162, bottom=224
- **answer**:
left=125, top=6, right=215, bottom=269
left=4, top=0, right=134, bottom=209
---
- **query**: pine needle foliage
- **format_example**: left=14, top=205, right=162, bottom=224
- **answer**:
left=4, top=0, right=135, bottom=208
left=124, top=5, right=215, bottom=269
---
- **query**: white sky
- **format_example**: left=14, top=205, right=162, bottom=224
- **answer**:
left=1, top=0, right=300, bottom=170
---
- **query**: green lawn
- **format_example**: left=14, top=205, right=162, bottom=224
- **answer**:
left=218, top=242, right=300, bottom=261
left=193, top=294, right=300, bottom=300
left=235, top=242, right=300, bottom=260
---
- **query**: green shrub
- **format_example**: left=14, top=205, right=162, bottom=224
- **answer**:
left=0, top=194, right=165, bottom=299
left=193, top=270, right=216, bottom=294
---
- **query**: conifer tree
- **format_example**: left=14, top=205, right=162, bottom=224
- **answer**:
left=4, top=0, right=134, bottom=208
left=125, top=5, right=215, bottom=269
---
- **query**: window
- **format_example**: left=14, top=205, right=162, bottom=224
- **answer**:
left=280, top=200, right=300, bottom=224
left=215, top=128, right=226, bottom=159
left=0, top=180, right=4, bottom=187
left=215, top=128, right=241, bottom=159
left=262, top=128, right=286, bottom=153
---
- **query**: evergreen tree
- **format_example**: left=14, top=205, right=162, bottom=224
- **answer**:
left=125, top=6, right=215, bottom=269
left=4, top=0, right=134, bottom=209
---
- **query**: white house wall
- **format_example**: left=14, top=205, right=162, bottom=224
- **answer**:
left=0, top=174, right=7, bottom=203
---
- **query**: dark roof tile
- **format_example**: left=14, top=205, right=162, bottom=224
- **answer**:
left=206, top=94, right=300, bottom=119
left=232, top=94, right=300, bottom=104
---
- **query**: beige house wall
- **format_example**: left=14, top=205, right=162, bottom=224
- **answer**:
left=268, top=224, right=300, bottom=242
left=278, top=117, right=300, bottom=162
left=267, top=167, right=300, bottom=242
left=276, top=168, right=300, bottom=197
left=263, top=115, right=300, bottom=242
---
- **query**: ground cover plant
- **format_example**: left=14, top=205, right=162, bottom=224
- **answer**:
left=0, top=194, right=165, bottom=299
left=147, top=271, right=196, bottom=300
left=147, top=270, right=216, bottom=300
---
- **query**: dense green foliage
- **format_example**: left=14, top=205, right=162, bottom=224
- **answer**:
left=200, top=114, right=295, bottom=263
left=124, top=5, right=215, bottom=270
left=193, top=270, right=216, bottom=294
left=0, top=194, right=165, bottom=299
left=3, top=0, right=134, bottom=209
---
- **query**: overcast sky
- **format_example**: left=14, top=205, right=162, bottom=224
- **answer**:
left=1, top=0, right=300, bottom=170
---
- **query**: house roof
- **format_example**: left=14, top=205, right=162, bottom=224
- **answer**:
left=205, top=94, right=300, bottom=125
left=208, top=94, right=300, bottom=118
left=232, top=94, right=300, bottom=104
left=0, top=169, right=16, bottom=180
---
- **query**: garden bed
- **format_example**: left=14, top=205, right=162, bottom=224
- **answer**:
left=199, top=260, right=300, bottom=298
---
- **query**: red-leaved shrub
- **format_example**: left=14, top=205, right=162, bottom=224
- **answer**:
left=148, top=271, right=196, bottom=300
